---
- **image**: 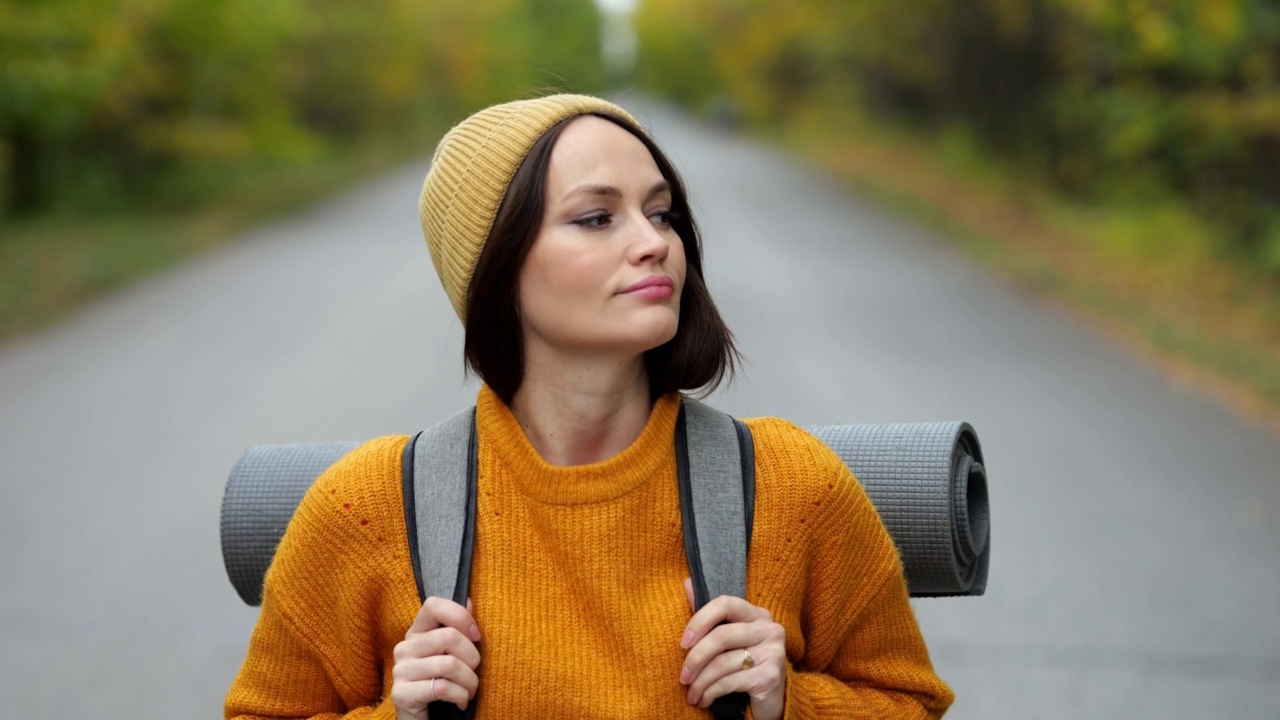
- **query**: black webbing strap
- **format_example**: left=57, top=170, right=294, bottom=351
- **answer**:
left=734, top=418, right=756, bottom=554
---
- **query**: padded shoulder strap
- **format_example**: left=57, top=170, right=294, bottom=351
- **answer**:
left=403, top=407, right=477, bottom=606
left=678, top=397, right=756, bottom=720
left=677, top=397, right=755, bottom=608
left=403, top=409, right=478, bottom=720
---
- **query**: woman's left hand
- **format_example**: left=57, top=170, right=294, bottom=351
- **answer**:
left=679, top=578, right=787, bottom=720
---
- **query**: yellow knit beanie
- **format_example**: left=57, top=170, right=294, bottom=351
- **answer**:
left=419, top=94, right=644, bottom=321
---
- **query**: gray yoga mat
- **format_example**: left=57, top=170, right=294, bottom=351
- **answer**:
left=221, top=442, right=360, bottom=606
left=221, top=422, right=989, bottom=605
left=805, top=422, right=989, bottom=598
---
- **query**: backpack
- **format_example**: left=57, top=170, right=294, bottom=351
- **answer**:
left=222, top=401, right=990, bottom=720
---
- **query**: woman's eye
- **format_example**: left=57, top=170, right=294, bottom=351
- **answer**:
left=572, top=213, right=611, bottom=229
left=650, top=209, right=678, bottom=228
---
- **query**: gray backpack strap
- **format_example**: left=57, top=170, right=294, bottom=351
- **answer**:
left=403, top=408, right=478, bottom=720
left=402, top=407, right=478, bottom=606
left=678, top=396, right=754, bottom=607
left=677, top=396, right=755, bottom=720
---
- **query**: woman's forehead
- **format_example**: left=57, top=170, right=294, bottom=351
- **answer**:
left=545, top=116, right=664, bottom=197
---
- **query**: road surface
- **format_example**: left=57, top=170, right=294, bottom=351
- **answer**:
left=1, top=96, right=1277, bottom=718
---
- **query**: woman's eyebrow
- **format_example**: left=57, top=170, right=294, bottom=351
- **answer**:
left=645, top=180, right=672, bottom=201
left=561, top=180, right=671, bottom=202
left=563, top=184, right=622, bottom=201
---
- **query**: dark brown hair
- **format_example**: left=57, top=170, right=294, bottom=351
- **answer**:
left=463, top=112, right=738, bottom=405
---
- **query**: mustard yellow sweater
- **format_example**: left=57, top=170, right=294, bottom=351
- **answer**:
left=226, top=387, right=954, bottom=718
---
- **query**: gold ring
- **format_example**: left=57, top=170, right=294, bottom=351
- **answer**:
left=742, top=648, right=755, bottom=670
left=429, top=678, right=439, bottom=702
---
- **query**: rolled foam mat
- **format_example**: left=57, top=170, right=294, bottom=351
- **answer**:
left=221, top=442, right=359, bottom=605
left=805, top=422, right=989, bottom=598
left=221, top=423, right=989, bottom=606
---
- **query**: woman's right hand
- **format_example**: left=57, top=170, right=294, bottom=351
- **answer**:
left=391, top=596, right=483, bottom=719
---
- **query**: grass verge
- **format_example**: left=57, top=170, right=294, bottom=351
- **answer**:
left=777, top=106, right=1280, bottom=434
left=0, top=126, right=442, bottom=343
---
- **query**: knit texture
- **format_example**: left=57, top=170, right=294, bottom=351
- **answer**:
left=419, top=94, right=643, bottom=321
left=225, top=387, right=955, bottom=719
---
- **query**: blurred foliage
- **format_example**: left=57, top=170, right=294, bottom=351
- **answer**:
left=634, top=0, right=1280, bottom=275
left=0, top=0, right=605, bottom=217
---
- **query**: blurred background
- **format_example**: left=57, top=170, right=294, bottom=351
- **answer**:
left=1, top=0, right=606, bottom=336
left=2, top=0, right=1278, bottom=412
left=631, top=0, right=1280, bottom=419
left=1, top=0, right=1279, bottom=718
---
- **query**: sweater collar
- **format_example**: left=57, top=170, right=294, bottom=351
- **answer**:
left=475, top=385, right=680, bottom=505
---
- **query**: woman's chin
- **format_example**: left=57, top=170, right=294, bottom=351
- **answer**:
left=597, top=323, right=679, bottom=357
left=630, top=314, right=679, bottom=351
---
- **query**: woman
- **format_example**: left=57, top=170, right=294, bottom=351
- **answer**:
left=225, top=94, right=954, bottom=719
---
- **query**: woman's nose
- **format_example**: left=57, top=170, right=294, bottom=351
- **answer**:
left=628, top=213, right=671, bottom=265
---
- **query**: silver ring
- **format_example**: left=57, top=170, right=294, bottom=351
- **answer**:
left=429, top=677, right=439, bottom=702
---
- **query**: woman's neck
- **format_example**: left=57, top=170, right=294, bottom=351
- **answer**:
left=509, top=353, right=653, bottom=467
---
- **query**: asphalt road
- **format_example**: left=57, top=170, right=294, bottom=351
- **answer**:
left=2, top=97, right=1277, bottom=719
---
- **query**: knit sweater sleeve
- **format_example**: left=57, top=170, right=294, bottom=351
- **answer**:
left=746, top=420, right=955, bottom=719
left=225, top=436, right=414, bottom=720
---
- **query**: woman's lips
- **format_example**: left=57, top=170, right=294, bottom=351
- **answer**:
left=621, top=276, right=675, bottom=299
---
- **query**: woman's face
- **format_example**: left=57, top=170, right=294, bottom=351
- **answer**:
left=517, top=116, right=687, bottom=361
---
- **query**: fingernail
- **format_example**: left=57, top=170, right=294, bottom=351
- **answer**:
left=679, top=667, right=691, bottom=684
left=469, top=623, right=481, bottom=641
left=680, top=629, right=694, bottom=649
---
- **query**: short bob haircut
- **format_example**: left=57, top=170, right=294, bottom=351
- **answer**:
left=464, top=111, right=738, bottom=405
